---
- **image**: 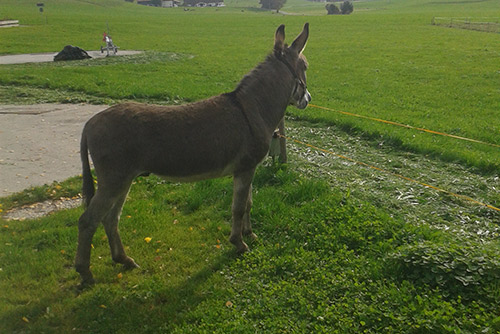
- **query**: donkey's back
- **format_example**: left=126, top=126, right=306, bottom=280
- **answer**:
left=83, top=94, right=267, bottom=183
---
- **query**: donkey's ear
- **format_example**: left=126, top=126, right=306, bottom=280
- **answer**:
left=274, top=24, right=286, bottom=55
left=290, top=22, right=309, bottom=54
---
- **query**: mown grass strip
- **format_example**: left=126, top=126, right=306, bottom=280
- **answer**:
left=281, top=133, right=500, bottom=213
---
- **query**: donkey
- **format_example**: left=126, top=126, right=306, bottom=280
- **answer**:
left=75, top=23, right=311, bottom=286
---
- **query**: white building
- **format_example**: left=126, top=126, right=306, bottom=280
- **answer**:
left=161, top=0, right=179, bottom=7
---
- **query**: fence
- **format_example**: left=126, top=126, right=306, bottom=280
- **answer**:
left=431, top=17, right=500, bottom=33
left=0, top=20, right=19, bottom=28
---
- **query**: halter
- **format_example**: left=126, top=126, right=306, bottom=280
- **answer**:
left=276, top=53, right=307, bottom=98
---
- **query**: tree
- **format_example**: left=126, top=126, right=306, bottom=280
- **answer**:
left=325, top=3, right=340, bottom=15
left=260, top=0, right=286, bottom=11
left=340, top=1, right=353, bottom=14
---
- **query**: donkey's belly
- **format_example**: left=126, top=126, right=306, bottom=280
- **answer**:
left=154, top=161, right=236, bottom=183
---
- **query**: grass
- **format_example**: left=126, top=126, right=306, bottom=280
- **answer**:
left=1, top=165, right=499, bottom=333
left=1, top=0, right=500, bottom=332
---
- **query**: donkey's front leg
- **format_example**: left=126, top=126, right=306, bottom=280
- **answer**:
left=242, top=185, right=257, bottom=241
left=230, top=168, right=256, bottom=253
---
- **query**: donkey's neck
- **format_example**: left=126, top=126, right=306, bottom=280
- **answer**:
left=233, top=55, right=295, bottom=134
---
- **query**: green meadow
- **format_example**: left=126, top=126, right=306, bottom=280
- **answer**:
left=1, top=0, right=500, bottom=332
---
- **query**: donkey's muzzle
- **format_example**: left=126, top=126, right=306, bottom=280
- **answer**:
left=296, top=89, right=311, bottom=109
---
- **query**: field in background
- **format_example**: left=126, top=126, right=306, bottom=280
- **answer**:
left=1, top=0, right=499, bottom=171
left=1, top=0, right=500, bottom=332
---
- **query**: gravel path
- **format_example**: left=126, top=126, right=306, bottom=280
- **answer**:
left=2, top=196, right=82, bottom=221
left=0, top=50, right=143, bottom=65
left=0, top=103, right=107, bottom=197
left=0, top=50, right=142, bottom=218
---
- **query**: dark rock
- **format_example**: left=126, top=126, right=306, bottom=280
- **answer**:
left=54, top=45, right=92, bottom=61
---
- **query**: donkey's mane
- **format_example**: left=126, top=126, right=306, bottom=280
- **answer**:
left=233, top=53, right=280, bottom=95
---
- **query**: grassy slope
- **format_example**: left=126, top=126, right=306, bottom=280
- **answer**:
left=1, top=0, right=500, bottom=332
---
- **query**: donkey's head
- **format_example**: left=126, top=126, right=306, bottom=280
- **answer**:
left=274, top=23, right=311, bottom=109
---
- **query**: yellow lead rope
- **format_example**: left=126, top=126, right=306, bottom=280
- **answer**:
left=308, top=104, right=500, bottom=149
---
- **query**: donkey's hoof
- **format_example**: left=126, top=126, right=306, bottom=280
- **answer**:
left=245, top=232, right=258, bottom=241
left=236, top=242, right=250, bottom=255
left=78, top=277, right=96, bottom=290
left=230, top=236, right=249, bottom=254
left=122, top=257, right=140, bottom=270
left=76, top=266, right=95, bottom=289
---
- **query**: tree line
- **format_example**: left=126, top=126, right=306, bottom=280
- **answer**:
left=259, top=0, right=353, bottom=15
left=326, top=0, right=353, bottom=15
left=260, top=0, right=286, bottom=11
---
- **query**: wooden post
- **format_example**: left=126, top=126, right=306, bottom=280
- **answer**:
left=268, top=117, right=287, bottom=163
left=278, top=117, right=287, bottom=163
left=268, top=131, right=281, bottom=161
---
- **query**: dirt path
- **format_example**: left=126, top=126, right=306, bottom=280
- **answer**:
left=0, top=103, right=107, bottom=197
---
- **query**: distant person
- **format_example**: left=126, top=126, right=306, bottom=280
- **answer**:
left=103, top=32, right=112, bottom=45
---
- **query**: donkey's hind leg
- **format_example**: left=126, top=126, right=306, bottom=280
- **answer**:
left=102, top=185, right=139, bottom=270
left=75, top=189, right=117, bottom=286
left=75, top=180, right=131, bottom=286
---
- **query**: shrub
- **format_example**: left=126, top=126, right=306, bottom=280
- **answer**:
left=326, top=3, right=340, bottom=15
left=340, top=1, right=353, bottom=14
left=386, top=238, right=500, bottom=300
left=260, top=0, right=286, bottom=11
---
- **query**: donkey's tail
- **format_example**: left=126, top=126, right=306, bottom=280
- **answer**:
left=80, top=129, right=95, bottom=207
